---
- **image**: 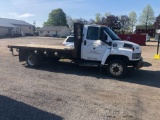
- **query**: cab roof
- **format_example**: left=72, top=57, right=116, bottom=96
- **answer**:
left=84, top=24, right=108, bottom=28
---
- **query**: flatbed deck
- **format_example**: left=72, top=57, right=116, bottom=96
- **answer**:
left=8, top=44, right=74, bottom=51
left=8, top=44, right=75, bottom=59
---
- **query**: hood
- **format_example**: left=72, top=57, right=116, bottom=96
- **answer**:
left=122, top=40, right=140, bottom=46
left=112, top=40, right=141, bottom=52
left=113, top=40, right=140, bottom=47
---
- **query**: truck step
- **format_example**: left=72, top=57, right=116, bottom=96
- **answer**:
left=79, top=62, right=100, bottom=67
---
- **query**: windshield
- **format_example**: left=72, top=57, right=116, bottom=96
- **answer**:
left=104, top=27, right=121, bottom=40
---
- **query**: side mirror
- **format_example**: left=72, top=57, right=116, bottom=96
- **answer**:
left=100, top=32, right=108, bottom=41
left=102, top=33, right=112, bottom=46
left=103, top=34, right=108, bottom=41
left=100, top=30, right=112, bottom=46
left=108, top=41, right=112, bottom=46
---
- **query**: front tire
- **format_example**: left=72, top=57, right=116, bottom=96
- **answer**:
left=107, top=60, right=127, bottom=78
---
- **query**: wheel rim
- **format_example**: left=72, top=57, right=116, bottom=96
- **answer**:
left=110, top=63, right=123, bottom=76
left=28, top=55, right=36, bottom=66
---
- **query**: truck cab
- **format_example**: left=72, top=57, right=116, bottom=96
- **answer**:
left=74, top=23, right=143, bottom=77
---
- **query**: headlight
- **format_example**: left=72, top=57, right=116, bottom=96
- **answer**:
left=132, top=53, right=141, bottom=59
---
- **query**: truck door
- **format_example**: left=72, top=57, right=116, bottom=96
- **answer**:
left=81, top=26, right=107, bottom=61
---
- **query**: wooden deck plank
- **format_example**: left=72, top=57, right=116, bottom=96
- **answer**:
left=8, top=44, right=74, bottom=50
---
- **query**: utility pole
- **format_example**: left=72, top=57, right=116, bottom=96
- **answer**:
left=33, top=21, right=36, bottom=36
left=33, top=20, right=36, bottom=27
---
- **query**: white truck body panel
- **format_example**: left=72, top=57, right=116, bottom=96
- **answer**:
left=81, top=26, right=106, bottom=61
left=110, top=41, right=141, bottom=61
left=81, top=26, right=111, bottom=61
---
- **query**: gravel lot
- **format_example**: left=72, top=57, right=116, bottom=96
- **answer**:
left=0, top=37, right=160, bottom=120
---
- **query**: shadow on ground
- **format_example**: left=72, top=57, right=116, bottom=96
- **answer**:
left=122, top=69, right=160, bottom=88
left=25, top=61, right=160, bottom=88
left=143, top=61, right=152, bottom=67
left=0, top=95, right=63, bottom=120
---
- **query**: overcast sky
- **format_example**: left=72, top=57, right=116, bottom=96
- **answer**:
left=0, top=0, right=159, bottom=27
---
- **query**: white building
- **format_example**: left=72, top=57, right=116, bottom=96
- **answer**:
left=39, top=26, right=70, bottom=37
left=0, top=18, right=34, bottom=37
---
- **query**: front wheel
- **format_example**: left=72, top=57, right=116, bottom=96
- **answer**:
left=107, top=60, right=127, bottom=78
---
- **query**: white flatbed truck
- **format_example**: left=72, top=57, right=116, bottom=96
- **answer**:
left=8, top=23, right=143, bottom=78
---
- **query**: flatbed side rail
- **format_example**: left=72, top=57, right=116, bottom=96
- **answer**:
left=8, top=44, right=75, bottom=61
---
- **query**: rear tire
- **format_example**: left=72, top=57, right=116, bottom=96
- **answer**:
left=26, top=54, right=43, bottom=67
left=107, top=60, right=127, bottom=78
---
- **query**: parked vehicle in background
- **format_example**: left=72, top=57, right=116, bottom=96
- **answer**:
left=63, top=36, right=74, bottom=47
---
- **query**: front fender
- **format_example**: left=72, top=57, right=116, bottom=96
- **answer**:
left=101, top=49, right=111, bottom=65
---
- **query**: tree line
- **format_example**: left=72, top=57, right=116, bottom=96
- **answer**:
left=43, top=5, right=160, bottom=34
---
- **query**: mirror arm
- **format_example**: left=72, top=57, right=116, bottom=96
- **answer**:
left=101, top=40, right=112, bottom=46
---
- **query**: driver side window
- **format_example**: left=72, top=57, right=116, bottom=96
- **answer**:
left=87, top=27, right=99, bottom=40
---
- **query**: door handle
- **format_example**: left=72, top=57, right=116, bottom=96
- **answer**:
left=84, top=40, right=86, bottom=45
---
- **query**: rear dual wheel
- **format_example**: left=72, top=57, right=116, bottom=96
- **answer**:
left=26, top=54, right=43, bottom=67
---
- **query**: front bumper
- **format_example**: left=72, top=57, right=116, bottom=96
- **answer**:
left=135, top=57, right=143, bottom=69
